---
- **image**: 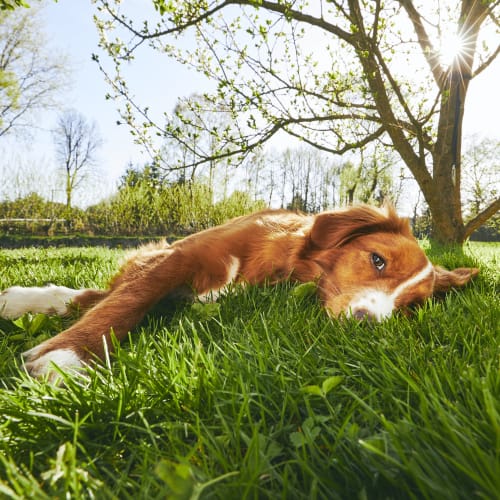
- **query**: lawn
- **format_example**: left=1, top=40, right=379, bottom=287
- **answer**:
left=0, top=242, right=498, bottom=499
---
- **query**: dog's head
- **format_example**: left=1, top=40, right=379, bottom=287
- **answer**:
left=310, top=205, right=479, bottom=321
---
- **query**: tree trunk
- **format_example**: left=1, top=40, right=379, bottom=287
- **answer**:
left=424, top=0, right=485, bottom=245
left=66, top=173, right=72, bottom=213
left=426, top=68, right=467, bottom=244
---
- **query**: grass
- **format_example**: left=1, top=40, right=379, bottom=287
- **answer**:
left=0, top=242, right=498, bottom=499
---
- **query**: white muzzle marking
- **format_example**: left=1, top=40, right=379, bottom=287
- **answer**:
left=348, top=261, right=434, bottom=321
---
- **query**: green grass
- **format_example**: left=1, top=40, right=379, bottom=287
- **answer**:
left=0, top=243, right=498, bottom=499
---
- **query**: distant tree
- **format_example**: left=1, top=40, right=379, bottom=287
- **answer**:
left=0, top=153, right=58, bottom=201
left=339, top=148, right=395, bottom=206
left=0, top=6, right=68, bottom=138
left=120, top=162, right=163, bottom=190
left=53, top=109, right=102, bottom=214
left=162, top=93, right=235, bottom=201
left=276, top=146, right=335, bottom=212
left=287, top=193, right=308, bottom=212
left=461, top=136, right=499, bottom=241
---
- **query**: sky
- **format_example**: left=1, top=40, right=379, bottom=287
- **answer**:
left=39, top=0, right=210, bottom=199
left=2, top=0, right=499, bottom=206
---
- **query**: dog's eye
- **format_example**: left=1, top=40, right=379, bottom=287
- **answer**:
left=371, top=253, right=386, bottom=271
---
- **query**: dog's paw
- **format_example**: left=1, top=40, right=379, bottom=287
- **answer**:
left=22, top=342, right=85, bottom=384
left=0, top=285, right=81, bottom=319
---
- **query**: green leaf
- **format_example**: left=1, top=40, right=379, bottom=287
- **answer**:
left=190, top=302, right=221, bottom=321
left=12, top=315, right=28, bottom=331
left=291, top=281, right=317, bottom=300
left=290, top=431, right=307, bottom=448
left=321, top=375, right=344, bottom=395
left=290, top=417, right=322, bottom=447
left=29, top=313, right=49, bottom=335
left=301, top=376, right=343, bottom=397
left=155, top=460, right=196, bottom=500
left=300, top=384, right=323, bottom=396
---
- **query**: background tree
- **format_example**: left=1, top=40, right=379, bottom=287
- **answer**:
left=95, top=0, right=500, bottom=245
left=338, top=148, right=395, bottom=206
left=53, top=109, right=102, bottom=215
left=0, top=152, right=58, bottom=202
left=0, top=6, right=68, bottom=138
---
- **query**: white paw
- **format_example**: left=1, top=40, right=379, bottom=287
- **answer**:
left=0, top=285, right=81, bottom=319
left=23, top=343, right=84, bottom=383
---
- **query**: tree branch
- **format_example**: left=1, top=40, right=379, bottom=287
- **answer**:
left=101, top=0, right=354, bottom=48
left=463, top=197, right=500, bottom=239
left=397, top=0, right=445, bottom=88
left=347, top=0, right=432, bottom=189
left=472, top=43, right=500, bottom=78
left=244, top=0, right=354, bottom=42
left=284, top=124, right=386, bottom=155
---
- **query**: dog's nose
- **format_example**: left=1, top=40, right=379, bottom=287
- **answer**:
left=353, top=309, right=375, bottom=321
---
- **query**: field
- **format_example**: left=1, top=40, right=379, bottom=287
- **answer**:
left=0, top=242, right=498, bottom=499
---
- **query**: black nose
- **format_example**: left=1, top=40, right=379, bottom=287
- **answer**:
left=353, top=309, right=375, bottom=321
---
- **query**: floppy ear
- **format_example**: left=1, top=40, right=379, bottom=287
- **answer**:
left=310, top=204, right=412, bottom=249
left=433, top=266, right=479, bottom=293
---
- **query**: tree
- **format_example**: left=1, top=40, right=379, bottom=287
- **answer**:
left=52, top=109, right=102, bottom=213
left=0, top=152, right=58, bottom=202
left=338, top=147, right=395, bottom=206
left=0, top=6, right=68, bottom=138
left=94, top=0, right=500, bottom=244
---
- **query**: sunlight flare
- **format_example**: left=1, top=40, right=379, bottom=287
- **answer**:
left=439, top=32, right=466, bottom=66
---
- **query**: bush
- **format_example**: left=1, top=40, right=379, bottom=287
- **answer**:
left=85, top=181, right=267, bottom=236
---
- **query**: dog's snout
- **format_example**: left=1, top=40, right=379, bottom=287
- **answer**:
left=353, top=308, right=375, bottom=321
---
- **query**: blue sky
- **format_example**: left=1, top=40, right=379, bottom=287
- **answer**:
left=40, top=0, right=210, bottom=186
left=3, top=1, right=499, bottom=205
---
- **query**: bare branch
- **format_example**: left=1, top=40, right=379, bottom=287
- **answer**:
left=53, top=109, right=102, bottom=210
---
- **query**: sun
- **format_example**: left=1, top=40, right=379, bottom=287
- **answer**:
left=438, top=33, right=466, bottom=67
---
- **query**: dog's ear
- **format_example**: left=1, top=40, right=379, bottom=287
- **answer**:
left=433, top=266, right=479, bottom=293
left=310, top=204, right=412, bottom=249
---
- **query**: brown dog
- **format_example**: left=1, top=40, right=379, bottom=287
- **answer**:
left=0, top=205, right=478, bottom=380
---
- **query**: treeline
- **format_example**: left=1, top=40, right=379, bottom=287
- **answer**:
left=1, top=144, right=498, bottom=241
left=0, top=179, right=266, bottom=237
left=1, top=144, right=397, bottom=237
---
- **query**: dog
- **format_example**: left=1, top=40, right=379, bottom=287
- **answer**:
left=0, top=204, right=478, bottom=381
